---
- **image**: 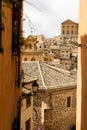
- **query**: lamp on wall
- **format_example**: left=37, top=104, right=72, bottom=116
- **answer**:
left=32, top=80, right=39, bottom=94
left=22, top=80, right=39, bottom=96
left=22, top=69, right=39, bottom=96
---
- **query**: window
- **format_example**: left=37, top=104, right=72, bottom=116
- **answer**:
left=71, top=30, right=74, bottom=34
left=26, top=96, right=31, bottom=107
left=31, top=57, right=36, bottom=61
left=67, top=30, right=69, bottom=34
left=24, top=57, right=27, bottom=61
left=71, top=26, right=74, bottom=28
left=26, top=119, right=31, bottom=130
left=29, top=43, right=32, bottom=49
left=62, top=30, right=65, bottom=34
left=63, top=26, right=65, bottom=28
left=54, top=43, right=57, bottom=45
left=67, top=26, right=69, bottom=28
left=67, top=96, right=71, bottom=107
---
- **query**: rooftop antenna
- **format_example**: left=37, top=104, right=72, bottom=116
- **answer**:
left=25, top=14, right=35, bottom=35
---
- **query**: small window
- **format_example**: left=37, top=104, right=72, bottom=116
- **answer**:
left=66, top=55, right=68, bottom=57
left=26, top=119, right=31, bottom=130
left=67, top=26, right=69, bottom=28
left=71, top=26, right=74, bottom=28
left=63, top=26, right=65, bottom=28
left=62, top=30, right=65, bottom=34
left=44, top=45, right=46, bottom=48
left=29, top=43, right=32, bottom=49
left=24, top=57, right=27, bottom=61
left=71, top=30, right=74, bottom=34
left=67, top=96, right=71, bottom=107
left=67, top=30, right=69, bottom=34
left=26, top=96, right=31, bottom=107
left=31, top=57, right=35, bottom=61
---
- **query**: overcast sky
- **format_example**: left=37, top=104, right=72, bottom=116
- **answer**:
left=23, top=0, right=79, bottom=38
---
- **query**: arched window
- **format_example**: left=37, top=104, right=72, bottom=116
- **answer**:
left=31, top=57, right=36, bottom=61
left=29, top=43, right=32, bottom=49
left=24, top=57, right=27, bottom=61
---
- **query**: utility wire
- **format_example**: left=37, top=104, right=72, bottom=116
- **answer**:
left=24, top=0, right=43, bottom=12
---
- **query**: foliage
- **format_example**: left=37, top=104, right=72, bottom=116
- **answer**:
left=71, top=62, right=77, bottom=70
left=2, top=0, right=13, bottom=5
left=43, top=55, right=52, bottom=61
left=3, top=0, right=22, bottom=5
left=12, top=28, right=25, bottom=53
left=0, top=0, right=23, bottom=53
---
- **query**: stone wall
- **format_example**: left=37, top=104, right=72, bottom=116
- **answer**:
left=22, top=52, right=43, bottom=62
left=33, top=87, right=76, bottom=130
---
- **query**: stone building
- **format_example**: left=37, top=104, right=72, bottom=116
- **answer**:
left=22, top=61, right=77, bottom=130
left=0, top=0, right=23, bottom=130
left=22, top=35, right=43, bottom=62
left=37, top=86, right=76, bottom=130
left=61, top=19, right=78, bottom=42
left=21, top=94, right=33, bottom=130
left=36, top=34, right=45, bottom=52
left=59, top=46, right=71, bottom=60
left=21, top=80, right=36, bottom=130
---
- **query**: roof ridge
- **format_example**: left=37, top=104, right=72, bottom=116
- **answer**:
left=42, top=63, right=71, bottom=76
left=37, top=62, right=47, bottom=90
left=61, top=19, right=78, bottom=24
